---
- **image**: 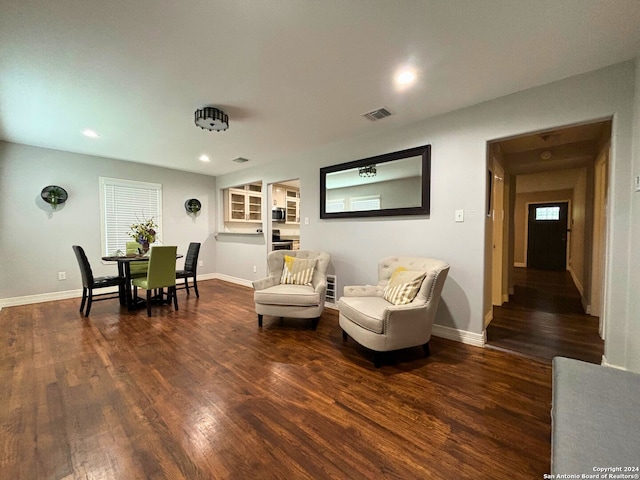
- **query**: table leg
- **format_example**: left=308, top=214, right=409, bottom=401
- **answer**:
left=117, top=262, right=126, bottom=306
left=124, top=262, right=134, bottom=310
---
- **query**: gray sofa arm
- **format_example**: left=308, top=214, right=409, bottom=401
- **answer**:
left=252, top=275, right=279, bottom=291
left=343, top=285, right=379, bottom=297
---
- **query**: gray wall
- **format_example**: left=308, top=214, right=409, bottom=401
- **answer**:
left=2, top=59, right=639, bottom=372
left=215, top=60, right=639, bottom=370
left=0, top=142, right=217, bottom=299
left=627, top=57, right=640, bottom=372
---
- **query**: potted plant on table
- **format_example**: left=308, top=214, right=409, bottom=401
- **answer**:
left=128, top=218, right=157, bottom=253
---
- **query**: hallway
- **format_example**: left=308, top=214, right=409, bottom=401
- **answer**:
left=486, top=268, right=604, bottom=364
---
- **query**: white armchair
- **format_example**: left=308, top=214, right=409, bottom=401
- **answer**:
left=253, top=250, right=332, bottom=330
left=338, top=256, right=449, bottom=367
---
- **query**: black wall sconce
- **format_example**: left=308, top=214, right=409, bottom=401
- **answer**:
left=185, top=198, right=201, bottom=214
left=41, top=185, right=68, bottom=209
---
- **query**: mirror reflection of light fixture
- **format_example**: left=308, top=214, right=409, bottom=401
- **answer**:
left=358, top=164, right=377, bottom=177
left=194, top=107, right=229, bottom=132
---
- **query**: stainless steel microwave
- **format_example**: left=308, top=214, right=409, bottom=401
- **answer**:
left=272, top=207, right=286, bottom=222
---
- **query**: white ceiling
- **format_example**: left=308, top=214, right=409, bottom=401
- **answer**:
left=1, top=0, right=639, bottom=177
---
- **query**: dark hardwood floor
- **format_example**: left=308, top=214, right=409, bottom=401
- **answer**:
left=1, top=280, right=552, bottom=479
left=486, top=268, right=604, bottom=364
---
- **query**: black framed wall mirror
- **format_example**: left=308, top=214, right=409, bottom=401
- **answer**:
left=320, top=145, right=431, bottom=219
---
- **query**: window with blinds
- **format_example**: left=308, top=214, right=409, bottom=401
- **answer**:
left=349, top=195, right=380, bottom=211
left=326, top=198, right=346, bottom=213
left=99, top=177, right=162, bottom=256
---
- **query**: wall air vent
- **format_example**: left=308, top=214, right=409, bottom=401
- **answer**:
left=361, top=107, right=392, bottom=122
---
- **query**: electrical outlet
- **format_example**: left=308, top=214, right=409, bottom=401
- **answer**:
left=58, top=271, right=66, bottom=280
left=198, top=260, right=204, bottom=267
left=455, top=210, right=464, bottom=222
left=253, top=265, right=257, bottom=273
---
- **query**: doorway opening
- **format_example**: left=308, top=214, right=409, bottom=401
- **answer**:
left=484, top=119, right=611, bottom=364
left=266, top=179, right=301, bottom=254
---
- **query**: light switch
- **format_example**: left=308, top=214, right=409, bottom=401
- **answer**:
left=455, top=209, right=464, bottom=222
left=304, top=217, right=309, bottom=225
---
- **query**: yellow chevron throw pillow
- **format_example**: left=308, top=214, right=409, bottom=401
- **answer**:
left=383, top=269, right=426, bottom=305
left=281, top=255, right=317, bottom=286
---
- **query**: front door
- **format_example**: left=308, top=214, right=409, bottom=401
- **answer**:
left=527, top=202, right=569, bottom=271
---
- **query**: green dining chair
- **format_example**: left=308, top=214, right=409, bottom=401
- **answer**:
left=131, top=246, right=178, bottom=316
left=126, top=241, right=149, bottom=278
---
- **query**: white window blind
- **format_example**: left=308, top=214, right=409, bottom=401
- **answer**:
left=349, top=195, right=381, bottom=211
left=326, top=199, right=346, bottom=213
left=99, top=177, right=162, bottom=256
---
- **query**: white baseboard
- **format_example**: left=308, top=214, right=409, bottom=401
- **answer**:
left=484, top=310, right=493, bottom=328
left=211, top=273, right=253, bottom=288
left=502, top=293, right=509, bottom=303
left=567, top=266, right=590, bottom=313
left=324, top=302, right=339, bottom=311
left=0, top=274, right=222, bottom=309
left=601, top=355, right=627, bottom=371
left=514, top=262, right=526, bottom=268
left=568, top=266, right=584, bottom=295
left=0, top=288, right=85, bottom=309
left=432, top=324, right=486, bottom=348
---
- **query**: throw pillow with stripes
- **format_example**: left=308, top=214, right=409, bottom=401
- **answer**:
left=281, top=255, right=317, bottom=286
left=383, top=269, right=426, bottom=305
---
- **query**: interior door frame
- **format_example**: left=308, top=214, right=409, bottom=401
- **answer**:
left=523, top=199, right=572, bottom=269
left=491, top=164, right=505, bottom=306
left=591, top=148, right=609, bottom=338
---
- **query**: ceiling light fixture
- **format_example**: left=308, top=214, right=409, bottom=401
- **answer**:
left=198, top=154, right=210, bottom=162
left=82, top=129, right=99, bottom=138
left=358, top=164, right=377, bottom=177
left=396, top=69, right=417, bottom=86
left=540, top=150, right=552, bottom=160
left=195, top=107, right=229, bottom=132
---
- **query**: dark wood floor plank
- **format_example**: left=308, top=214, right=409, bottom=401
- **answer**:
left=1, top=279, right=552, bottom=479
left=486, top=268, right=604, bottom=364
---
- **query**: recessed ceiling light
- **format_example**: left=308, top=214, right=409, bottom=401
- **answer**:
left=198, top=154, right=210, bottom=162
left=82, top=129, right=99, bottom=138
left=394, top=68, right=417, bottom=88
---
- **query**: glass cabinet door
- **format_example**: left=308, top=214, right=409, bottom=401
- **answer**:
left=230, top=191, right=246, bottom=220
left=248, top=193, right=262, bottom=222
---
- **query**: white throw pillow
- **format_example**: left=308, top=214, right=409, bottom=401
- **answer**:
left=281, top=255, right=317, bottom=286
left=383, top=269, right=426, bottom=305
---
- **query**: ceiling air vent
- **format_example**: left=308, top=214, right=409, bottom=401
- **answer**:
left=361, top=107, right=392, bottom=122
left=232, top=157, right=249, bottom=164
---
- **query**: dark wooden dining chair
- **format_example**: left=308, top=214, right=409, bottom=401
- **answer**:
left=176, top=242, right=201, bottom=297
left=72, top=245, right=125, bottom=317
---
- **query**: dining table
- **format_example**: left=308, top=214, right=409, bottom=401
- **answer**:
left=101, top=253, right=183, bottom=310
